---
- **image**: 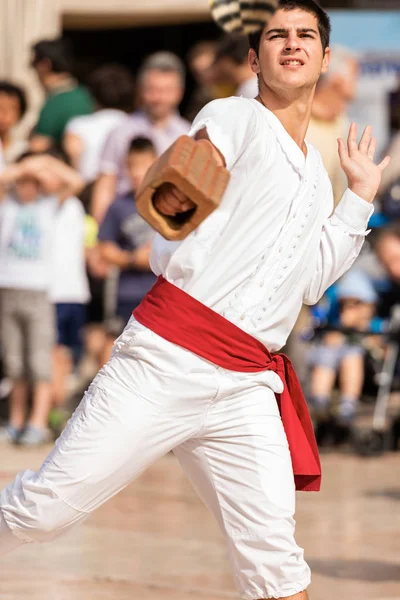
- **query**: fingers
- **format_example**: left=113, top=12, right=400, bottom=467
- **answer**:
left=153, top=183, right=194, bottom=216
left=347, top=122, right=358, bottom=156
left=367, top=136, right=377, bottom=161
left=359, top=125, right=372, bottom=154
left=378, top=156, right=391, bottom=172
left=337, top=138, right=349, bottom=166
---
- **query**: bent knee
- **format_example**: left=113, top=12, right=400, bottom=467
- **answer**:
left=0, top=470, right=87, bottom=543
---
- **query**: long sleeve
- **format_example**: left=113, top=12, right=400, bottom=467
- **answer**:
left=304, top=188, right=374, bottom=306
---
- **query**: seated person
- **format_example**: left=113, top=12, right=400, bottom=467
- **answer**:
left=308, top=269, right=379, bottom=428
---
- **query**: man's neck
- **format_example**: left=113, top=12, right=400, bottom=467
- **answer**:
left=258, top=83, right=315, bottom=156
left=44, top=73, right=75, bottom=94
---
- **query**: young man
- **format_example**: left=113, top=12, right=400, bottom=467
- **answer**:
left=29, top=39, right=94, bottom=152
left=0, top=2, right=390, bottom=599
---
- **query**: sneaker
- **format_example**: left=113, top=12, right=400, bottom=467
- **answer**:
left=0, top=424, right=22, bottom=444
left=18, top=425, right=49, bottom=447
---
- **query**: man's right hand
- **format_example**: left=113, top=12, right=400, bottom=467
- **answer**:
left=153, top=182, right=196, bottom=216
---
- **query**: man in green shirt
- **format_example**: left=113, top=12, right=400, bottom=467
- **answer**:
left=30, top=38, right=94, bottom=151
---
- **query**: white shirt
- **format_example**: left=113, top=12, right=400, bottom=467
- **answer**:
left=150, top=98, right=373, bottom=365
left=66, top=109, right=127, bottom=182
left=50, top=197, right=90, bottom=304
left=0, top=193, right=58, bottom=291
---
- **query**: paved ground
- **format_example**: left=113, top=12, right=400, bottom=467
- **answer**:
left=1, top=444, right=400, bottom=599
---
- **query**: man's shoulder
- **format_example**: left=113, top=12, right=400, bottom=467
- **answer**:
left=201, top=96, right=256, bottom=112
left=193, top=97, right=257, bottom=127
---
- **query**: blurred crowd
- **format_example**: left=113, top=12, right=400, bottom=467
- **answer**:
left=0, top=34, right=399, bottom=450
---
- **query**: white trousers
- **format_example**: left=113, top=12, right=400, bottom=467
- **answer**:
left=0, top=318, right=311, bottom=599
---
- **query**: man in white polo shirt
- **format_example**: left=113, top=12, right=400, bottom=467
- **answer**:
left=0, top=2, right=390, bottom=599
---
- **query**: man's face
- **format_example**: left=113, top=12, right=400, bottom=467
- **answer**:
left=140, top=70, right=184, bottom=121
left=127, top=150, right=156, bottom=192
left=0, top=93, right=22, bottom=135
left=249, top=8, right=330, bottom=95
left=377, top=236, right=400, bottom=283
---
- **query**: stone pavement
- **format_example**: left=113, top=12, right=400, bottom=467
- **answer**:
left=1, top=445, right=399, bottom=600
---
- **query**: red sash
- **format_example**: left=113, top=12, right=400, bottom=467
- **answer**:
left=134, top=276, right=321, bottom=492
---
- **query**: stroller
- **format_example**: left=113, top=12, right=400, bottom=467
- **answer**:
left=304, top=302, right=400, bottom=456
left=353, top=305, right=400, bottom=456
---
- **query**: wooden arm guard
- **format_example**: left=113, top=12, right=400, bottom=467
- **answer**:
left=136, top=135, right=230, bottom=241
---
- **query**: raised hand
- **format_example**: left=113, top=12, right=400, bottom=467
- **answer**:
left=338, top=123, right=391, bottom=204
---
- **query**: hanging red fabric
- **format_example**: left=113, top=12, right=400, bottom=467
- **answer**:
left=134, top=276, right=321, bottom=492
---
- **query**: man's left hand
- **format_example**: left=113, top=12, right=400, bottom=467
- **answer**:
left=338, top=123, right=391, bottom=204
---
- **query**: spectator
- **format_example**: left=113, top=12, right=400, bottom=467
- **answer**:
left=48, top=150, right=91, bottom=411
left=379, top=132, right=400, bottom=205
left=0, top=81, right=28, bottom=164
left=307, top=46, right=359, bottom=205
left=213, top=34, right=258, bottom=99
left=64, top=64, right=135, bottom=183
left=185, top=41, right=217, bottom=122
left=92, top=51, right=190, bottom=223
left=375, top=223, right=400, bottom=320
left=308, top=270, right=378, bottom=430
left=29, top=38, right=94, bottom=152
left=98, top=137, right=156, bottom=362
left=0, top=152, right=84, bottom=445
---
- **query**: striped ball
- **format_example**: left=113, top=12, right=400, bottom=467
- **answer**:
left=210, top=0, right=278, bottom=35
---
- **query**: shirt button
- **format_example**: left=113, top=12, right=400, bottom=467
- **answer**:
left=260, top=282, right=264, bottom=287
left=278, top=247, right=283, bottom=253
left=241, top=315, right=245, bottom=321
left=283, top=265, right=288, bottom=269
left=261, top=254, right=266, bottom=260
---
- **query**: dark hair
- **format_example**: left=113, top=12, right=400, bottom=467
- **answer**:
left=186, top=41, right=216, bottom=66
left=215, top=34, right=250, bottom=65
left=31, top=38, right=74, bottom=74
left=248, top=0, right=331, bottom=55
left=128, top=136, right=156, bottom=155
left=87, top=64, right=135, bottom=112
left=0, top=81, right=27, bottom=119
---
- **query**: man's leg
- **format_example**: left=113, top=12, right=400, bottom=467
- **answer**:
left=174, top=376, right=311, bottom=600
left=0, top=327, right=218, bottom=553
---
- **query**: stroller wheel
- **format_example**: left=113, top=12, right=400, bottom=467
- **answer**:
left=353, top=429, right=387, bottom=457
